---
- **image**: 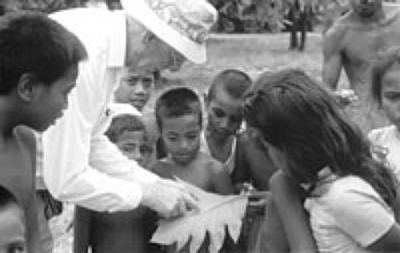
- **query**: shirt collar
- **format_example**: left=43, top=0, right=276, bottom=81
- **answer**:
left=108, top=11, right=127, bottom=68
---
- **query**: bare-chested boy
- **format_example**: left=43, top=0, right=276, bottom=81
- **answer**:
left=0, top=12, right=86, bottom=253
left=323, top=0, right=400, bottom=132
left=74, top=112, right=157, bottom=253
left=152, top=87, right=234, bottom=252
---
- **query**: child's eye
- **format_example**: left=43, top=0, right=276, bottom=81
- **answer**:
left=213, top=108, right=225, bottom=118
left=141, top=78, right=154, bottom=88
left=230, top=115, right=242, bottom=124
left=167, top=136, right=178, bottom=142
left=186, top=135, right=197, bottom=141
left=8, top=245, right=26, bottom=253
left=384, top=93, right=400, bottom=101
left=122, top=145, right=136, bottom=153
left=140, top=145, right=153, bottom=154
left=123, top=76, right=139, bottom=86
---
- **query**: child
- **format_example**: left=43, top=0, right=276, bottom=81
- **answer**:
left=369, top=46, right=400, bottom=179
left=244, top=68, right=400, bottom=252
left=114, top=69, right=157, bottom=112
left=152, top=87, right=234, bottom=252
left=114, top=68, right=160, bottom=164
left=74, top=112, right=157, bottom=253
left=105, top=113, right=154, bottom=168
left=204, top=69, right=276, bottom=252
left=0, top=185, right=27, bottom=253
left=0, top=11, right=86, bottom=253
left=203, top=69, right=252, bottom=175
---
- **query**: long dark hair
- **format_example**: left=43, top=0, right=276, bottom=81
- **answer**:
left=244, top=69, right=397, bottom=207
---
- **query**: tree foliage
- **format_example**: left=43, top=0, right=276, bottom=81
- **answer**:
left=210, top=0, right=351, bottom=33
left=0, top=0, right=87, bottom=13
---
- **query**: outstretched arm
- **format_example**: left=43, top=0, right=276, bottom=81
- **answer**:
left=269, top=171, right=318, bottom=253
left=42, top=99, right=197, bottom=218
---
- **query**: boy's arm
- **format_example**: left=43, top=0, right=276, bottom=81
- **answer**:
left=15, top=126, right=42, bottom=253
left=269, top=171, right=318, bottom=253
left=234, top=131, right=277, bottom=191
left=231, top=132, right=251, bottom=191
left=322, top=22, right=345, bottom=91
left=73, top=206, right=92, bottom=253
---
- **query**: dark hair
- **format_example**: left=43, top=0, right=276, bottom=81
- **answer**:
left=206, top=69, right=252, bottom=102
left=0, top=185, right=19, bottom=209
left=0, top=11, right=87, bottom=95
left=244, top=68, right=398, bottom=208
left=371, top=47, right=400, bottom=106
left=105, top=114, right=147, bottom=143
left=155, top=87, right=202, bottom=130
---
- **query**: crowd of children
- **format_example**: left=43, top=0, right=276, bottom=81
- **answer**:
left=3, top=2, right=400, bottom=253
left=67, top=47, right=400, bottom=253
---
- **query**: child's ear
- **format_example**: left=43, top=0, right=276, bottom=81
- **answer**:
left=17, top=73, right=40, bottom=102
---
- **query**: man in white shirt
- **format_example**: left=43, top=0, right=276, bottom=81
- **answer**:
left=42, top=0, right=217, bottom=218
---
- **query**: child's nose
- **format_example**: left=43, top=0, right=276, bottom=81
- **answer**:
left=132, top=149, right=143, bottom=161
left=220, top=118, right=230, bottom=130
left=135, top=82, right=146, bottom=93
left=180, top=139, right=190, bottom=149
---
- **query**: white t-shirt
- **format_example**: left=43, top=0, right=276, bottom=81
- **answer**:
left=368, top=125, right=400, bottom=180
left=305, top=174, right=395, bottom=253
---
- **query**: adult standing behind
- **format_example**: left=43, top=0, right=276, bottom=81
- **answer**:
left=42, top=0, right=218, bottom=217
left=322, top=0, right=400, bottom=132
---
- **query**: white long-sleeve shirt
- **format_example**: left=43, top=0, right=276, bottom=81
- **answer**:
left=42, top=8, right=158, bottom=212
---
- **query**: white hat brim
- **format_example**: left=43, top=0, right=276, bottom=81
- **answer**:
left=121, top=0, right=207, bottom=64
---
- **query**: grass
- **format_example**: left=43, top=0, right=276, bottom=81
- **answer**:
left=52, top=32, right=347, bottom=252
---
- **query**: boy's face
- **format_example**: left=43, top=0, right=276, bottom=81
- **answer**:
left=115, top=130, right=152, bottom=167
left=350, top=0, right=382, bottom=18
left=27, top=65, right=78, bottom=132
left=0, top=205, right=26, bottom=253
left=381, top=66, right=400, bottom=131
left=114, top=71, right=155, bottom=111
left=206, top=87, right=243, bottom=141
left=161, top=114, right=201, bottom=166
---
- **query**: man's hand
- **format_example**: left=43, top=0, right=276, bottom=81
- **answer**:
left=140, top=178, right=198, bottom=218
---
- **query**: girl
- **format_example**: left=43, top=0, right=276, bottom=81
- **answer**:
left=369, top=46, right=400, bottom=179
left=244, top=68, right=400, bottom=252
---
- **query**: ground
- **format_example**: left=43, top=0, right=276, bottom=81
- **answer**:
left=51, top=32, right=348, bottom=252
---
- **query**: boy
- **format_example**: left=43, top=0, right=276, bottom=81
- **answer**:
left=203, top=69, right=275, bottom=190
left=152, top=87, right=234, bottom=252
left=203, top=69, right=252, bottom=175
left=114, top=69, right=158, bottom=112
left=74, top=112, right=157, bottom=253
left=113, top=68, right=160, bottom=165
left=0, top=11, right=87, bottom=253
left=105, top=112, right=154, bottom=169
left=0, top=186, right=27, bottom=253
left=204, top=70, right=278, bottom=252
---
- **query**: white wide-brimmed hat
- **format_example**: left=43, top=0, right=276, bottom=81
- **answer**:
left=121, top=0, right=218, bottom=64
